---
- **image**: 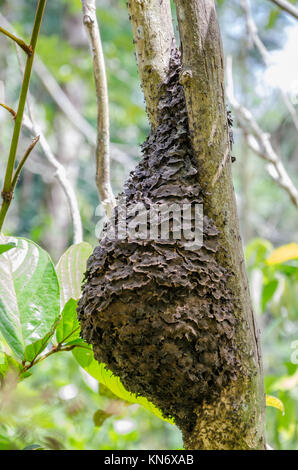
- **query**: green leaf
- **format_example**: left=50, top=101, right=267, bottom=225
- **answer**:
left=24, top=324, right=57, bottom=363
left=56, top=242, right=92, bottom=308
left=245, top=238, right=273, bottom=268
left=266, top=9, right=280, bottom=29
left=72, top=341, right=174, bottom=425
left=0, top=236, right=60, bottom=361
left=0, top=243, right=16, bottom=255
left=0, top=351, right=21, bottom=381
left=266, top=394, right=285, bottom=415
left=93, top=409, right=112, bottom=427
left=261, top=279, right=278, bottom=312
left=56, top=298, right=80, bottom=344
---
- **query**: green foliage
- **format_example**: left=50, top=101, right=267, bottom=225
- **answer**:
left=56, top=242, right=92, bottom=307
left=0, top=242, right=16, bottom=255
left=0, top=236, right=173, bottom=446
left=0, top=235, right=60, bottom=361
left=246, top=239, right=298, bottom=449
left=55, top=298, right=80, bottom=345
left=72, top=342, right=173, bottom=424
left=0, top=0, right=297, bottom=451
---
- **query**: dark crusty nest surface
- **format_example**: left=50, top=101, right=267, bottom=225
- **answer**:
left=77, top=49, right=238, bottom=432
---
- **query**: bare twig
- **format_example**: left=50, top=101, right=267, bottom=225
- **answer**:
left=0, top=25, right=32, bottom=55
left=268, top=0, right=298, bottom=20
left=23, top=116, right=83, bottom=244
left=81, top=0, right=115, bottom=217
left=226, top=55, right=298, bottom=208
left=0, top=102, right=16, bottom=119
left=11, top=136, right=40, bottom=191
left=241, top=0, right=298, bottom=131
left=34, top=58, right=97, bottom=145
left=0, top=12, right=136, bottom=169
left=6, top=18, right=83, bottom=245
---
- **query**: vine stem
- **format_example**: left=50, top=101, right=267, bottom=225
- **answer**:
left=0, top=0, right=47, bottom=231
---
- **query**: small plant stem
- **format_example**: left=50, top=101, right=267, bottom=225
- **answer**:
left=0, top=0, right=47, bottom=232
left=21, top=343, right=90, bottom=374
left=0, top=26, right=32, bottom=55
left=11, top=136, right=40, bottom=191
left=0, top=103, right=17, bottom=118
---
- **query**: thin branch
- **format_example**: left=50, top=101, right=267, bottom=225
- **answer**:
left=241, top=0, right=298, bottom=131
left=11, top=136, right=40, bottom=191
left=23, top=116, right=83, bottom=244
left=35, top=58, right=97, bottom=145
left=0, top=0, right=47, bottom=232
left=81, top=0, right=115, bottom=217
left=8, top=20, right=83, bottom=245
left=268, top=0, right=298, bottom=20
left=0, top=25, right=32, bottom=55
left=0, top=12, right=136, bottom=169
left=226, top=55, right=298, bottom=208
left=0, top=102, right=16, bottom=119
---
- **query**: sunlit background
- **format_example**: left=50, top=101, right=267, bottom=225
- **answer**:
left=0, top=0, right=297, bottom=450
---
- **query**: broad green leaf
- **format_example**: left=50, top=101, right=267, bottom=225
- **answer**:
left=0, top=243, right=16, bottom=255
left=266, top=243, right=298, bottom=265
left=56, top=242, right=92, bottom=308
left=56, top=298, right=80, bottom=344
left=72, top=341, right=174, bottom=425
left=266, top=394, right=285, bottom=415
left=24, top=321, right=58, bottom=363
left=0, top=236, right=60, bottom=360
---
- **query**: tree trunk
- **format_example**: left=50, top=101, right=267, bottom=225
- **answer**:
left=127, top=0, right=266, bottom=450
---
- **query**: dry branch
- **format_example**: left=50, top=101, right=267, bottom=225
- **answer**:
left=226, top=55, right=298, bottom=208
left=241, top=0, right=298, bottom=131
left=269, top=0, right=298, bottom=20
left=81, top=0, right=115, bottom=217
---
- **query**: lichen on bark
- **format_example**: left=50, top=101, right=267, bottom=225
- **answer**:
left=77, top=50, right=241, bottom=433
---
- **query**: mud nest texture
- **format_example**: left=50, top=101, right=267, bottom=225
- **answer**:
left=77, top=49, right=238, bottom=432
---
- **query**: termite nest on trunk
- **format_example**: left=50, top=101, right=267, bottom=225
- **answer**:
left=77, top=49, right=239, bottom=433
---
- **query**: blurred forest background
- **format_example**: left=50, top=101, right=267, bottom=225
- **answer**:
left=0, top=0, right=297, bottom=450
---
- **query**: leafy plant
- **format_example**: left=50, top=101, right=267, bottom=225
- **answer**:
left=0, top=237, right=171, bottom=425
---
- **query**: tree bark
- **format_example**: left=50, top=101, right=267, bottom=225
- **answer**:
left=127, top=0, right=175, bottom=128
left=128, top=0, right=266, bottom=449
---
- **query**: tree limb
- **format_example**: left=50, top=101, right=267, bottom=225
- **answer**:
left=23, top=115, right=83, bottom=244
left=268, top=0, right=298, bottom=20
left=226, top=55, right=298, bottom=208
left=127, top=0, right=175, bottom=128
left=81, top=0, right=115, bottom=217
left=174, top=0, right=266, bottom=449
left=12, top=32, right=83, bottom=244
left=241, top=0, right=298, bottom=131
